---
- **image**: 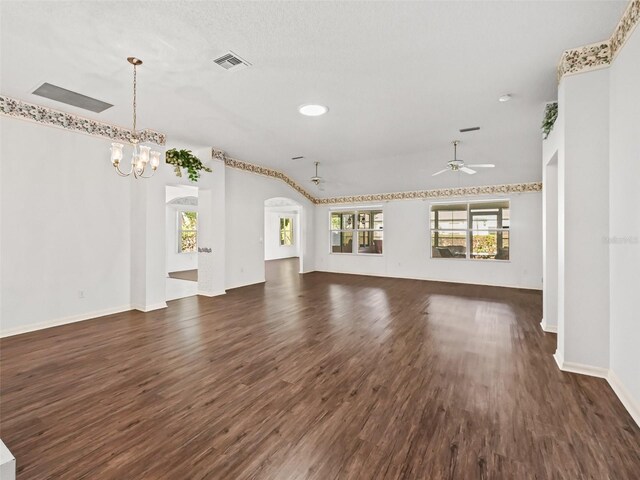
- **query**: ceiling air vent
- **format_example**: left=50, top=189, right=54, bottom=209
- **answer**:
left=32, top=83, right=113, bottom=113
left=291, top=156, right=304, bottom=161
left=459, top=126, right=480, bottom=133
left=213, top=51, right=251, bottom=71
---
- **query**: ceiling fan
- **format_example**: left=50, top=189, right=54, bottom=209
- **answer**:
left=432, top=140, right=495, bottom=176
left=310, top=161, right=325, bottom=190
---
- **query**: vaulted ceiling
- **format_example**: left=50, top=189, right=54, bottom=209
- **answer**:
left=0, top=1, right=626, bottom=196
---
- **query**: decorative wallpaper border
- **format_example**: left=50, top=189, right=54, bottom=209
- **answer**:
left=557, top=42, right=611, bottom=81
left=219, top=153, right=541, bottom=205
left=217, top=151, right=317, bottom=203
left=557, top=0, right=639, bottom=81
left=313, top=182, right=542, bottom=205
left=610, top=0, right=640, bottom=58
left=0, top=95, right=166, bottom=146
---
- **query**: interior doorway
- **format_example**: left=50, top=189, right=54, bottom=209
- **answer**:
left=166, top=185, right=199, bottom=300
left=264, top=197, right=303, bottom=276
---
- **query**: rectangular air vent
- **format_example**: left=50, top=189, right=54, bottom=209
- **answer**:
left=32, top=83, right=113, bottom=113
left=291, top=156, right=304, bottom=160
left=213, top=51, right=251, bottom=71
left=459, top=126, right=480, bottom=133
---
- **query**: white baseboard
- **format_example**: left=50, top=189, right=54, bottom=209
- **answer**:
left=197, top=290, right=227, bottom=297
left=313, top=268, right=542, bottom=291
left=607, top=370, right=640, bottom=427
left=555, top=356, right=609, bottom=379
left=133, top=302, right=167, bottom=313
left=540, top=318, right=558, bottom=333
left=553, top=351, right=639, bottom=427
left=0, top=304, right=132, bottom=338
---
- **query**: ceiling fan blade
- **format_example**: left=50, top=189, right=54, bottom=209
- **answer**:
left=466, top=164, right=495, bottom=168
left=460, top=167, right=477, bottom=175
left=432, top=168, right=449, bottom=176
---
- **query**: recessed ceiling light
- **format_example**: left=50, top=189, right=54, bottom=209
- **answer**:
left=498, top=94, right=512, bottom=103
left=298, top=104, right=328, bottom=116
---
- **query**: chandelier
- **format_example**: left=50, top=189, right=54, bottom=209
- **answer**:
left=109, top=57, right=161, bottom=178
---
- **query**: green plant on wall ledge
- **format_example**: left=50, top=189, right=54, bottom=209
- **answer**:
left=542, top=102, right=558, bottom=140
left=165, top=148, right=212, bottom=182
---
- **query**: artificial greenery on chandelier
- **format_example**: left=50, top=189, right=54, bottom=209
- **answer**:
left=541, top=102, right=558, bottom=140
left=165, top=148, right=212, bottom=182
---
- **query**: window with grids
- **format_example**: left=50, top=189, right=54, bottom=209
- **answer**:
left=178, top=211, right=198, bottom=253
left=330, top=209, right=383, bottom=254
left=430, top=200, right=509, bottom=260
left=280, top=217, right=294, bottom=246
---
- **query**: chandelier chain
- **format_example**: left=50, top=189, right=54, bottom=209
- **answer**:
left=132, top=64, right=137, bottom=134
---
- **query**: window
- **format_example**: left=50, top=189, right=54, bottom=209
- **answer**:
left=330, top=209, right=383, bottom=254
left=431, top=200, right=509, bottom=260
left=178, top=211, right=197, bottom=253
left=280, top=217, right=294, bottom=246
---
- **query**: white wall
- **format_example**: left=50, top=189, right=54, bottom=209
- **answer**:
left=0, top=118, right=132, bottom=335
left=130, top=144, right=227, bottom=310
left=225, top=167, right=315, bottom=290
left=314, top=192, right=542, bottom=290
left=264, top=206, right=301, bottom=260
left=557, top=69, right=610, bottom=370
left=608, top=26, right=640, bottom=420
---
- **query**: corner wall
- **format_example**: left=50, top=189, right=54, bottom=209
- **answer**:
left=608, top=23, right=640, bottom=421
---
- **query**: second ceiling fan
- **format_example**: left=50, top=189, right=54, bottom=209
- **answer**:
left=432, top=140, right=495, bottom=176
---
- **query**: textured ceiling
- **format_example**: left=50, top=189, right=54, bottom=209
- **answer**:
left=0, top=1, right=627, bottom=196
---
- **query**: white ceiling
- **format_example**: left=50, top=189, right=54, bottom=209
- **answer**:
left=0, top=1, right=626, bottom=196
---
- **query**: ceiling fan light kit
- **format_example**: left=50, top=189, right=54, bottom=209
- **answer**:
left=310, top=161, right=325, bottom=191
left=432, top=140, right=495, bottom=177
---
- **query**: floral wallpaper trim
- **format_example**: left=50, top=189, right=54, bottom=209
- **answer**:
left=220, top=154, right=541, bottom=205
left=557, top=0, right=639, bottom=81
left=313, top=182, right=542, bottom=205
left=557, top=41, right=611, bottom=81
left=219, top=152, right=317, bottom=203
left=610, top=0, right=640, bottom=59
left=0, top=95, right=166, bottom=145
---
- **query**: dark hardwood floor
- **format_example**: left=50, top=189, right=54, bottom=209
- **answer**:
left=1, top=258, right=638, bottom=479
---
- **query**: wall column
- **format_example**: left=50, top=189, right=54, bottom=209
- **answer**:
left=555, top=68, right=610, bottom=373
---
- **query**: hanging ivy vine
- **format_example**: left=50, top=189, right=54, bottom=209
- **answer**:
left=165, top=149, right=212, bottom=182
left=542, top=102, right=558, bottom=140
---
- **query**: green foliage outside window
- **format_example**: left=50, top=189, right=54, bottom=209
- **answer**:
left=179, top=211, right=197, bottom=253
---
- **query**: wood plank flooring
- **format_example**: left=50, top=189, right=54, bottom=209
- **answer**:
left=1, top=258, right=638, bottom=479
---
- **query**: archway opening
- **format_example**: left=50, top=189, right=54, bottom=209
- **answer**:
left=264, top=197, right=303, bottom=279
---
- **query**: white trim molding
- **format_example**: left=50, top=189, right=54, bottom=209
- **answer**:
left=554, top=356, right=609, bottom=379
left=133, top=302, right=167, bottom=313
left=197, top=290, right=227, bottom=297
left=0, top=95, right=166, bottom=145
left=553, top=351, right=639, bottom=427
left=540, top=318, right=558, bottom=333
left=0, top=304, right=132, bottom=338
left=608, top=370, right=640, bottom=427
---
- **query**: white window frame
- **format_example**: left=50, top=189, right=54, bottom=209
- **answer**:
left=430, top=199, right=510, bottom=261
left=177, top=210, right=198, bottom=254
left=279, top=216, right=294, bottom=246
left=329, top=207, right=384, bottom=255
